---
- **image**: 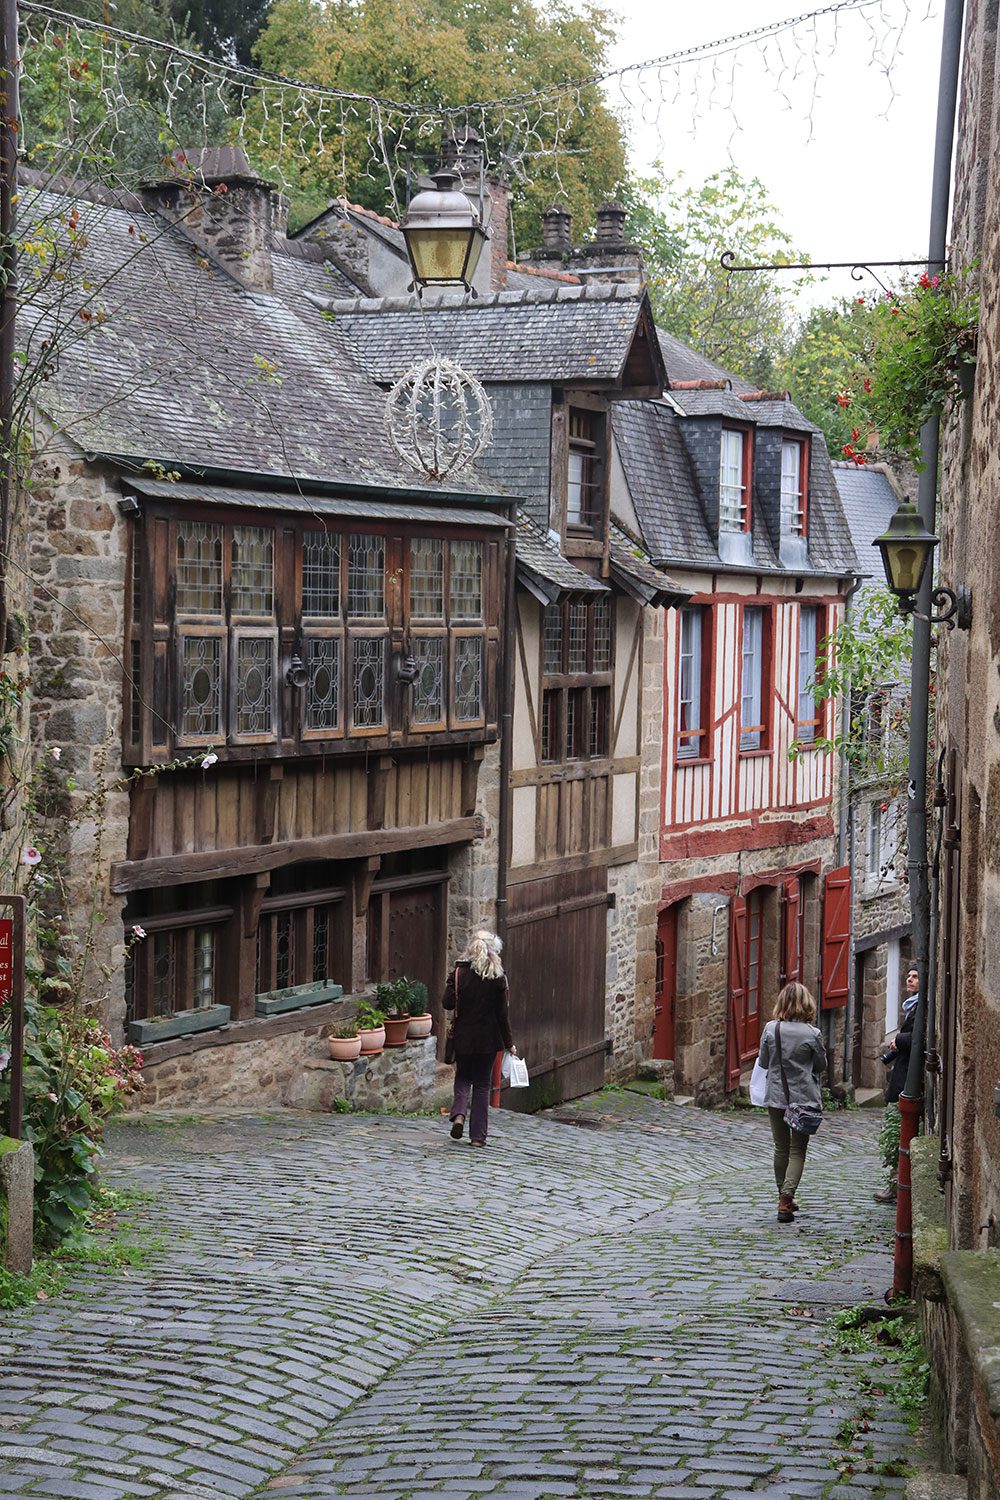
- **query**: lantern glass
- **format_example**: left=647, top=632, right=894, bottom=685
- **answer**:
left=405, top=224, right=485, bottom=286
left=873, top=501, right=938, bottom=605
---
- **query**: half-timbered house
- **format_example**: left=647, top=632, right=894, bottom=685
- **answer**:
left=21, top=152, right=515, bottom=1104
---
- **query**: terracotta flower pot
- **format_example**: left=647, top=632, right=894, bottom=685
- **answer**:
left=328, top=1034, right=362, bottom=1062
left=407, top=1013, right=433, bottom=1040
left=383, top=1016, right=411, bottom=1048
left=358, top=1025, right=385, bottom=1055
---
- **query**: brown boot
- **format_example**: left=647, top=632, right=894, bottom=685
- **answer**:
left=777, top=1194, right=796, bottom=1223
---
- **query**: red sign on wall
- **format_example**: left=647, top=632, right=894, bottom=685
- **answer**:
left=0, top=919, right=13, bottom=1005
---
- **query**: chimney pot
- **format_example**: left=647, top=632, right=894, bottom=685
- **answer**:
left=441, top=126, right=483, bottom=181
left=541, top=204, right=572, bottom=251
left=140, top=147, right=277, bottom=293
left=595, top=200, right=627, bottom=244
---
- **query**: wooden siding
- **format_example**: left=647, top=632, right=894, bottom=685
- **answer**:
left=663, top=597, right=840, bottom=834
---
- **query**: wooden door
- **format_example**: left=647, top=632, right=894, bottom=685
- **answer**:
left=653, top=907, right=677, bottom=1060
left=504, top=866, right=608, bottom=1107
left=727, top=889, right=763, bottom=1087
left=368, top=874, right=448, bottom=1036
left=821, top=864, right=851, bottom=1009
left=781, top=876, right=801, bottom=985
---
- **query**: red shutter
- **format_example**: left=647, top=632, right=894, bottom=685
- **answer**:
left=781, top=876, right=801, bottom=985
left=727, top=895, right=748, bottom=1087
left=821, top=864, right=851, bottom=1010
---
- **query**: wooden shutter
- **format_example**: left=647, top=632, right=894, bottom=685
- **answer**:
left=727, top=895, right=748, bottom=1088
left=781, top=877, right=801, bottom=985
left=821, top=864, right=851, bottom=1009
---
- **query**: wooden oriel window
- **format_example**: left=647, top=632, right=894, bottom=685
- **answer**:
left=256, top=867, right=347, bottom=995
left=780, top=437, right=809, bottom=536
left=540, top=596, right=613, bottom=764
left=124, top=883, right=231, bottom=1023
left=796, top=605, right=824, bottom=744
left=719, top=427, right=752, bottom=532
left=127, top=510, right=499, bottom=763
left=676, top=605, right=711, bottom=761
left=739, top=605, right=770, bottom=752
left=566, top=408, right=604, bottom=531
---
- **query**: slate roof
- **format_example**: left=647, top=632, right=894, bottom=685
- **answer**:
left=19, top=181, right=502, bottom=501
left=667, top=386, right=756, bottom=422
left=656, top=330, right=755, bottom=394
left=128, top=477, right=510, bottom=528
left=832, top=462, right=901, bottom=581
left=608, top=524, right=688, bottom=608
left=311, top=284, right=663, bottom=386
left=735, top=393, right=817, bottom=434
left=515, top=514, right=609, bottom=603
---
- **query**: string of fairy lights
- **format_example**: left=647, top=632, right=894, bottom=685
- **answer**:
left=18, top=0, right=922, bottom=213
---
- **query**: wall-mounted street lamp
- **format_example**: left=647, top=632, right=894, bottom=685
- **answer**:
left=872, top=500, right=972, bottom=630
left=400, top=170, right=487, bottom=293
left=285, top=653, right=309, bottom=689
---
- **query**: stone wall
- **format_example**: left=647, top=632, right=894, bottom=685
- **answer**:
left=447, top=741, right=500, bottom=966
left=606, top=860, right=639, bottom=1080
left=673, top=890, right=732, bottom=1105
left=285, top=1037, right=450, bottom=1114
left=26, top=450, right=129, bottom=1035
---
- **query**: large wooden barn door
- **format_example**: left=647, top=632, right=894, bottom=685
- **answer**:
left=504, top=867, right=609, bottom=1108
left=820, top=864, right=851, bottom=1010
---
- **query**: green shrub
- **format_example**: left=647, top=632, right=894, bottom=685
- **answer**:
left=0, top=1002, right=143, bottom=1246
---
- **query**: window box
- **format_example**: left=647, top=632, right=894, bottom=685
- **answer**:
left=128, top=1003, right=230, bottom=1046
left=255, top=981, right=344, bottom=1017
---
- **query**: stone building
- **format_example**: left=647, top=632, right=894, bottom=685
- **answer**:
left=831, top=461, right=912, bottom=1091
left=911, top=0, right=1000, bottom=1489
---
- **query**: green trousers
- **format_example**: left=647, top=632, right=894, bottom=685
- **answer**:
left=768, top=1107, right=810, bottom=1196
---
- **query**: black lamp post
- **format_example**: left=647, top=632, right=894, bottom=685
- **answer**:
left=400, top=170, right=487, bottom=292
left=873, top=500, right=972, bottom=629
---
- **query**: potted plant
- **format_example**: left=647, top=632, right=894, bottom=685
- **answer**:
left=405, top=981, right=432, bottom=1040
left=327, top=1022, right=362, bottom=1063
left=376, top=979, right=413, bottom=1048
left=356, top=1002, right=386, bottom=1055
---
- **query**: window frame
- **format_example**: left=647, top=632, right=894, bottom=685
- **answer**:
left=565, top=406, right=606, bottom=534
left=719, top=424, right=753, bottom=534
left=539, top=597, right=614, bottom=766
left=739, top=604, right=772, bottom=754
left=127, top=507, right=501, bottom=765
left=780, top=434, right=810, bottom=538
left=125, top=901, right=232, bottom=1024
left=795, top=604, right=825, bottom=745
left=675, top=604, right=713, bottom=764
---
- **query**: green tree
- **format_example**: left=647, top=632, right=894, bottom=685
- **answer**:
left=626, top=167, right=808, bottom=386
left=775, top=295, right=877, bottom=457
left=252, top=0, right=627, bottom=245
left=167, top=0, right=272, bottom=65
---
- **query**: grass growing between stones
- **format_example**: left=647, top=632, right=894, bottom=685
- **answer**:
left=0, top=1182, right=164, bottom=1309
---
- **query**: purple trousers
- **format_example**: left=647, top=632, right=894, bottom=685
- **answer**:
left=450, top=1051, right=497, bottom=1143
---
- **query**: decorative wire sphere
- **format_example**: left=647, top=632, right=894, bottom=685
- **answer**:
left=385, top=356, right=494, bottom=481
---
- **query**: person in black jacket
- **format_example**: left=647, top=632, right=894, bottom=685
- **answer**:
left=443, top=931, right=515, bottom=1147
left=875, top=965, right=919, bottom=1203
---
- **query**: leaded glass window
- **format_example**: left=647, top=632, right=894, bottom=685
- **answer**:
left=313, top=909, right=328, bottom=984
left=303, top=530, right=340, bottom=617
left=276, top=911, right=292, bottom=990
left=305, top=637, right=339, bottom=732
left=152, top=934, right=173, bottom=1016
left=568, top=603, right=588, bottom=674
left=348, top=534, right=385, bottom=618
left=235, top=637, right=274, bottom=736
left=412, top=637, right=445, bottom=724
left=454, top=636, right=483, bottom=722
left=543, top=605, right=563, bottom=674
left=130, top=638, right=142, bottom=746
left=176, top=522, right=223, bottom=615
left=450, top=540, right=482, bottom=619
left=410, top=538, right=444, bottom=620
left=193, top=928, right=215, bottom=1008
left=180, top=636, right=222, bottom=739
left=231, top=527, right=273, bottom=616
left=593, top=598, right=612, bottom=672
left=352, top=637, right=385, bottom=728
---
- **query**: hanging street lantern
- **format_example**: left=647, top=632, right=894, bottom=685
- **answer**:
left=872, top=500, right=972, bottom=629
left=873, top=500, right=938, bottom=611
left=400, top=170, right=487, bottom=292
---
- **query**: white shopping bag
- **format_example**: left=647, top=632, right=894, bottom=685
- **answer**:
left=749, top=1058, right=768, bottom=1107
left=508, top=1054, right=530, bottom=1089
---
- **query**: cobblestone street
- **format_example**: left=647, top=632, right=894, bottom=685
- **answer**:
left=0, top=1096, right=918, bottom=1499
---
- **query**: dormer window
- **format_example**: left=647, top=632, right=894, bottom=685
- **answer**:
left=720, top=427, right=751, bottom=532
left=567, top=408, right=602, bottom=530
left=781, top=437, right=809, bottom=536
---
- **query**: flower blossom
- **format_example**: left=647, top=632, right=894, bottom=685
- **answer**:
left=20, top=847, right=41, bottom=867
left=131, top=924, right=147, bottom=941
left=50, top=747, right=61, bottom=761
left=201, top=753, right=218, bottom=769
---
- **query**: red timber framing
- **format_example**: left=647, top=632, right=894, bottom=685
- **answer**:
left=820, top=863, right=851, bottom=1009
left=660, top=589, right=843, bottom=860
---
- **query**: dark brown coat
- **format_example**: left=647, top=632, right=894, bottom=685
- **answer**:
left=442, top=961, right=514, bottom=1055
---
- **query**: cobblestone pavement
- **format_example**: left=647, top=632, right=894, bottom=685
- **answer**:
left=0, top=1094, right=918, bottom=1499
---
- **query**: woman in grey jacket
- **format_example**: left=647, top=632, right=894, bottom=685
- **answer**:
left=757, top=982, right=827, bottom=1222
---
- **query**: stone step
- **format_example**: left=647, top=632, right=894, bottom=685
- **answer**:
left=856, top=1086, right=886, bottom=1108
left=905, top=1473, right=969, bottom=1498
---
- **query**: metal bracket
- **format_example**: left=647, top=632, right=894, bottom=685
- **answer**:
left=719, top=251, right=938, bottom=297
left=913, top=585, right=973, bottom=631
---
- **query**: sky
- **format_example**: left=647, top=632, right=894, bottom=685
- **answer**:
left=600, top=0, right=944, bottom=315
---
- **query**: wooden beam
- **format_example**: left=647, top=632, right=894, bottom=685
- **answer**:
left=110, top=815, right=484, bottom=894
left=460, top=746, right=485, bottom=818
left=367, top=754, right=393, bottom=831
left=353, top=855, right=381, bottom=919
left=256, top=764, right=284, bottom=845
left=128, top=774, right=157, bottom=862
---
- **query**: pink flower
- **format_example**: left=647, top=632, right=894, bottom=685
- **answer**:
left=20, top=847, right=41, bottom=867
left=201, top=753, right=218, bottom=769
left=50, top=747, right=61, bottom=761
left=131, top=924, right=147, bottom=941
left=47, top=1092, right=57, bottom=1103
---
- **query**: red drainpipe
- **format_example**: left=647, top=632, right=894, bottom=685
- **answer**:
left=892, top=1093, right=922, bottom=1297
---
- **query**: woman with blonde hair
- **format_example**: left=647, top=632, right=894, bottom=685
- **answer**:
left=442, top=930, right=515, bottom=1148
left=756, top=981, right=826, bottom=1222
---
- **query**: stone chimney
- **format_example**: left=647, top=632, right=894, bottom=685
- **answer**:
left=140, top=147, right=277, bottom=293
left=522, top=196, right=644, bottom=286
left=541, top=205, right=572, bottom=251
left=438, top=126, right=510, bottom=294
left=595, top=200, right=627, bottom=244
